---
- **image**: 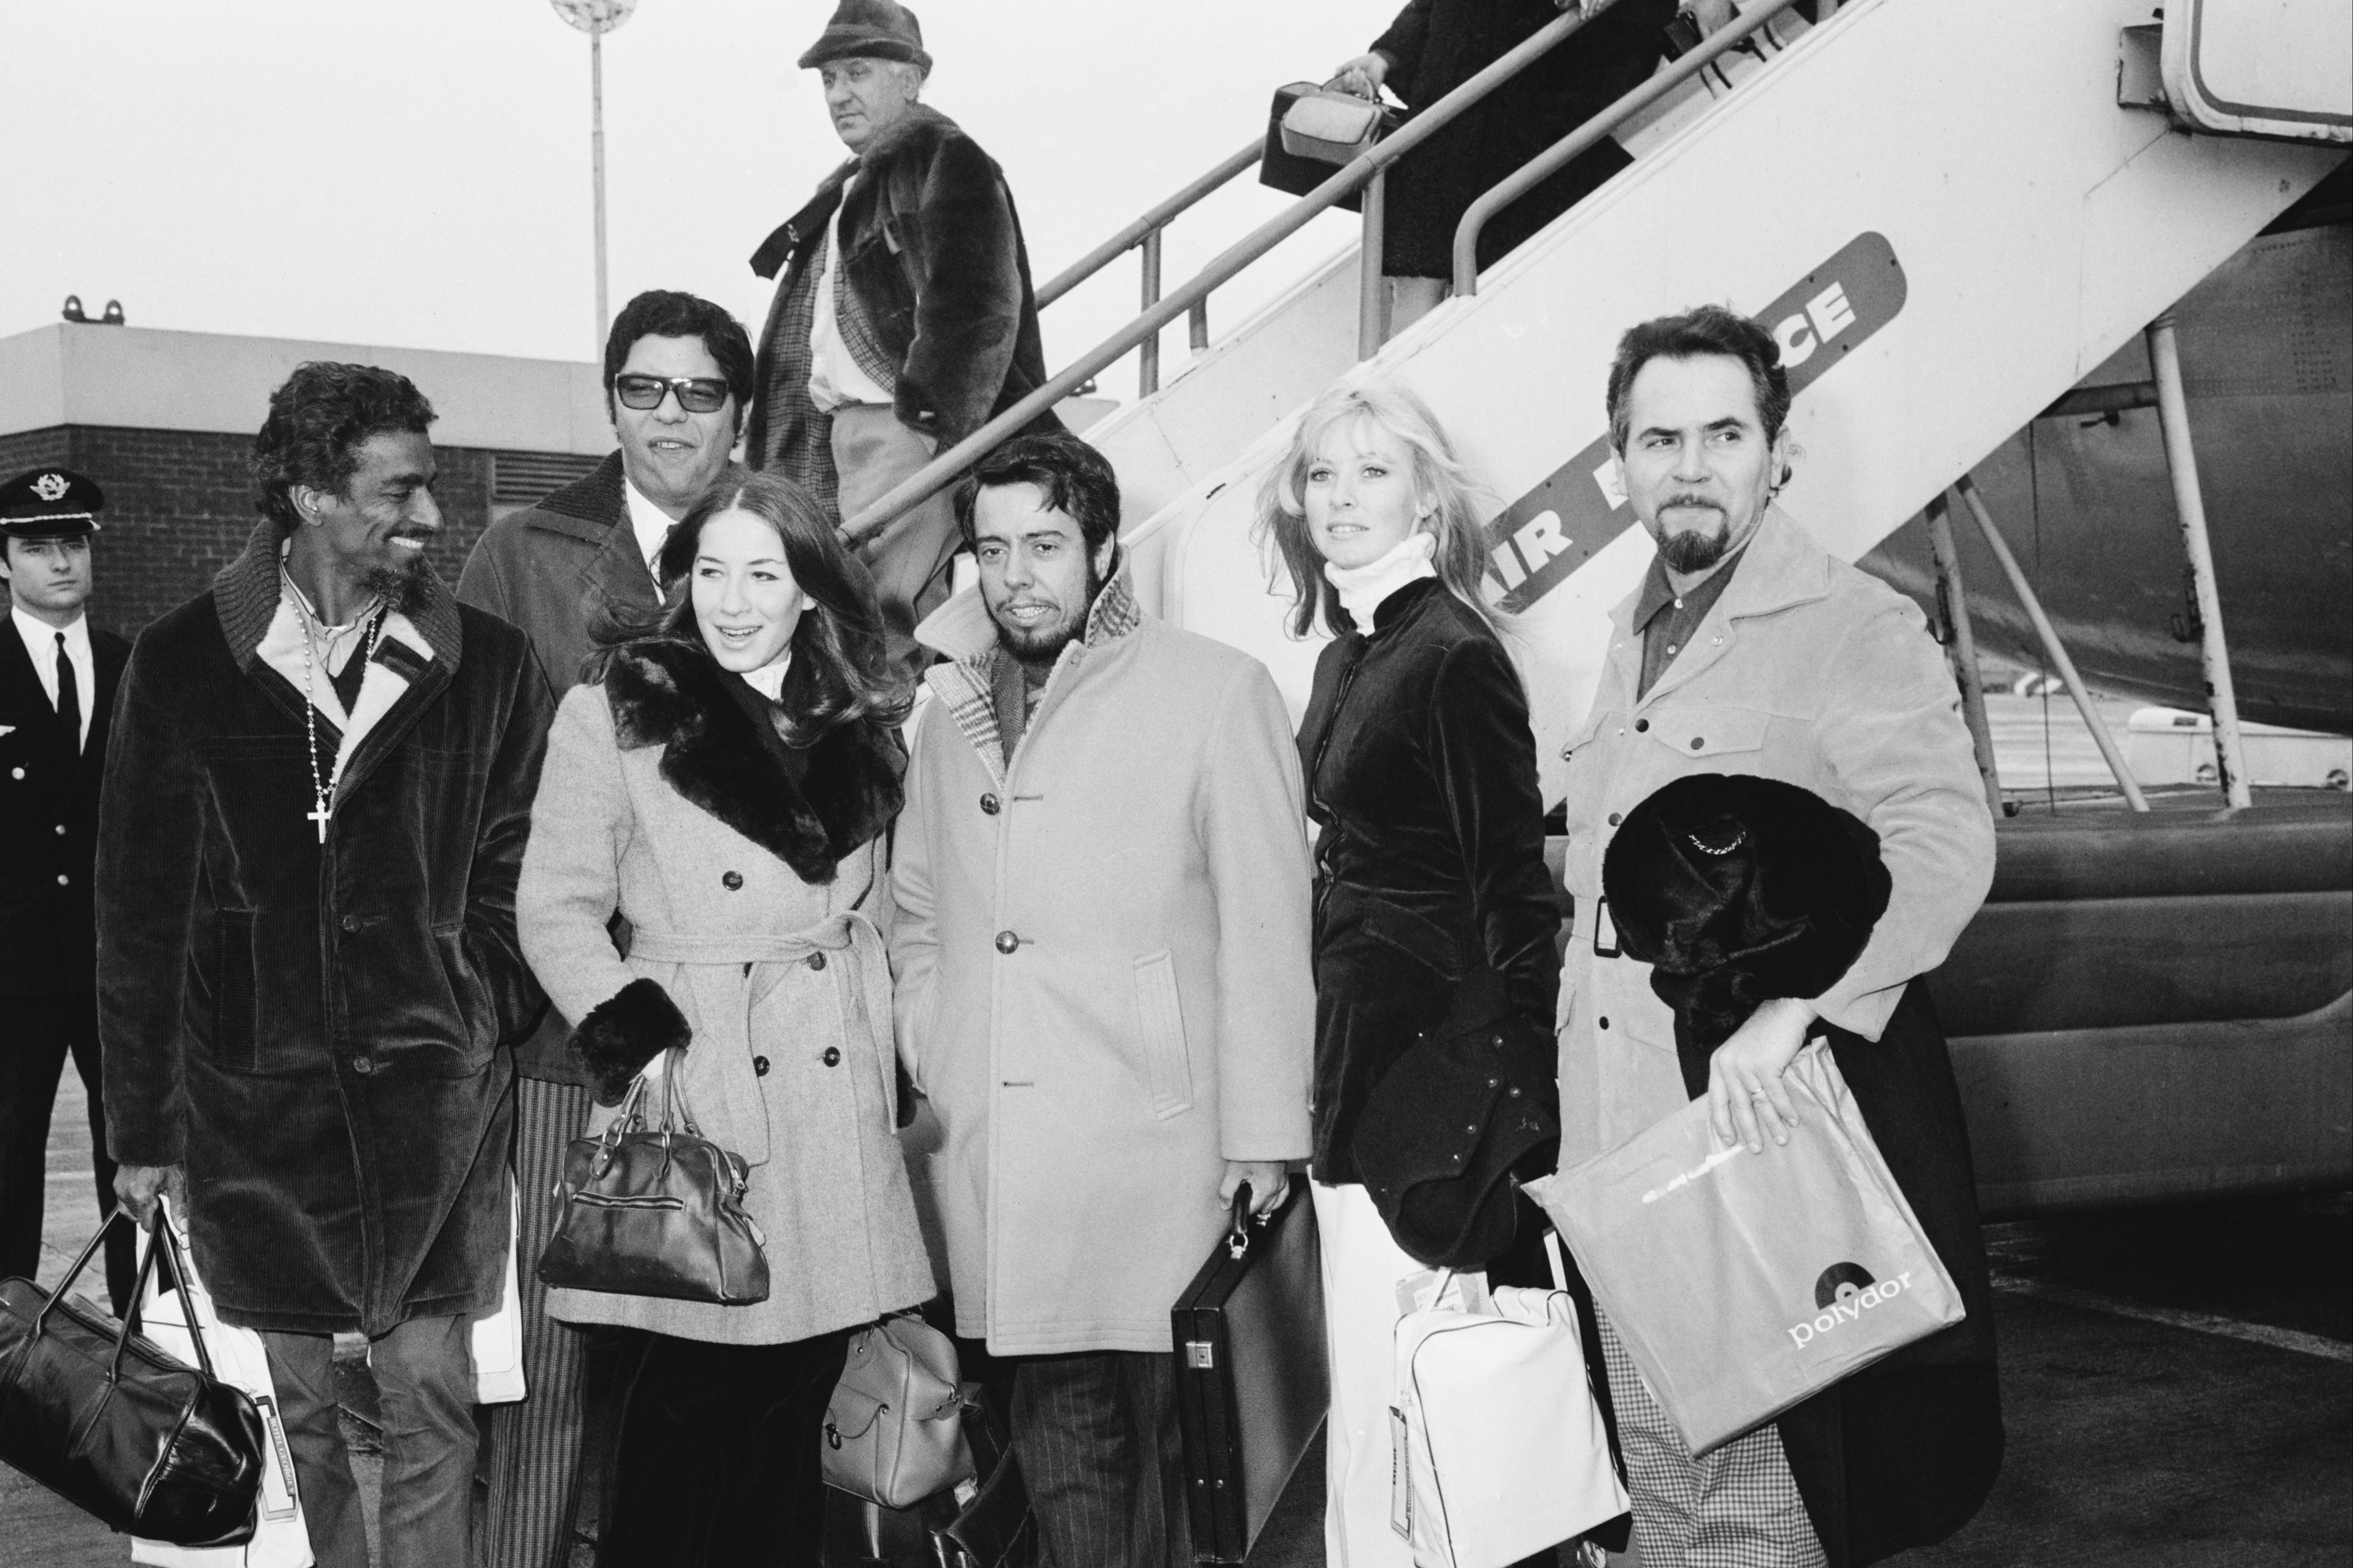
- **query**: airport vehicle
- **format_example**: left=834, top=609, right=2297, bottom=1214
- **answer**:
left=868, top=0, right=2351, bottom=1214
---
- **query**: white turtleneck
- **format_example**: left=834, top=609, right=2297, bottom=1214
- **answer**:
left=1324, top=530, right=1437, bottom=625
left=741, top=649, right=793, bottom=703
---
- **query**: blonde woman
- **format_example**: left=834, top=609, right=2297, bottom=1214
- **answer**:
left=1263, top=381, right=1622, bottom=1565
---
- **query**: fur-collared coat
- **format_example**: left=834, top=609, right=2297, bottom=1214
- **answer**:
left=98, top=524, right=551, bottom=1336
left=517, top=640, right=933, bottom=1345
left=890, top=570, right=1316, bottom=1355
left=745, top=103, right=1056, bottom=499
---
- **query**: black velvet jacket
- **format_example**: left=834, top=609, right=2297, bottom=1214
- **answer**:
left=1297, top=577, right=1561, bottom=1179
left=97, top=526, right=553, bottom=1335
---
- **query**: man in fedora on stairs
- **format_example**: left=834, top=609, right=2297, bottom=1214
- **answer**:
left=746, top=0, right=1059, bottom=676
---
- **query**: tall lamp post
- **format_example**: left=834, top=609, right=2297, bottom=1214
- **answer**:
left=551, top=0, right=638, bottom=351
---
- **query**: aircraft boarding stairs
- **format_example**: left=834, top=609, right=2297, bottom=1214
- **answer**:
left=921, top=0, right=2352, bottom=1212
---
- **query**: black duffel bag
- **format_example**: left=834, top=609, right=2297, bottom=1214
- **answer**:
left=0, top=1209, right=266, bottom=1546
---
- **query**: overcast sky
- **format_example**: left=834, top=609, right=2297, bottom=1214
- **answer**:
left=1, top=0, right=1398, bottom=395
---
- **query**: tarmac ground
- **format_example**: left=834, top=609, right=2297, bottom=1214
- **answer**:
left=8, top=694, right=2348, bottom=1563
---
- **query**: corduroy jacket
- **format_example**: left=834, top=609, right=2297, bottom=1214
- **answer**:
left=98, top=525, right=552, bottom=1335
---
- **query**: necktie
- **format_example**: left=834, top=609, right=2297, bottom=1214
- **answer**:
left=54, top=632, right=79, bottom=754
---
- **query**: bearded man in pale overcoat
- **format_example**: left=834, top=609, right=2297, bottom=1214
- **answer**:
left=1554, top=306, right=2001, bottom=1568
left=890, top=430, right=1313, bottom=1568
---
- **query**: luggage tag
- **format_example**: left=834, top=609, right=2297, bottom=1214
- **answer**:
left=253, top=1394, right=300, bottom=1520
left=1389, top=1405, right=1413, bottom=1538
left=1395, top=1268, right=1492, bottom=1319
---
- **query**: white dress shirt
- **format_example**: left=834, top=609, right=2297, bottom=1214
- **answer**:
left=12, top=605, right=94, bottom=752
left=624, top=477, right=678, bottom=579
left=807, top=182, right=896, bottom=414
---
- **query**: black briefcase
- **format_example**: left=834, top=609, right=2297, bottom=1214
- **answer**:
left=1170, top=1180, right=1326, bottom=1563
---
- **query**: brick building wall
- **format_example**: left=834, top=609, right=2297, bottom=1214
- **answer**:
left=0, top=425, right=598, bottom=639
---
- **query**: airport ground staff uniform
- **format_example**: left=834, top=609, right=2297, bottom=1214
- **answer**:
left=1555, top=507, right=2003, bottom=1567
left=0, top=468, right=134, bottom=1315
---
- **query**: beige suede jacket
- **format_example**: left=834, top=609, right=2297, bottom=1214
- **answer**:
left=1553, top=508, right=1996, bottom=1162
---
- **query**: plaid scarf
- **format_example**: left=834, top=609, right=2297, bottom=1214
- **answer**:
left=832, top=192, right=902, bottom=398
left=754, top=226, right=841, bottom=522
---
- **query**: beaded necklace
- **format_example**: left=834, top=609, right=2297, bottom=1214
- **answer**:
left=283, top=566, right=385, bottom=843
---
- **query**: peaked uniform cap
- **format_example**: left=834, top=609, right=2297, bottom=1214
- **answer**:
left=0, top=468, right=104, bottom=539
left=798, top=0, right=932, bottom=70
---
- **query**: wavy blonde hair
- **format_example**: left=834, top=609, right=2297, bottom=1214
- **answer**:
left=1256, top=379, right=1495, bottom=638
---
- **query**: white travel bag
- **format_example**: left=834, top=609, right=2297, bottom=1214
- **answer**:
left=470, top=1178, right=528, bottom=1405
left=1390, top=1231, right=1628, bottom=1568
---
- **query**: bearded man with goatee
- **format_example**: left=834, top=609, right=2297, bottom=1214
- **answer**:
left=1553, top=307, right=2001, bottom=1567
left=100, top=362, right=554, bottom=1568
left=890, top=430, right=1313, bottom=1566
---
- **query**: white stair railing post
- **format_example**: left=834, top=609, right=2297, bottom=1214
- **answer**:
left=1924, top=493, right=2004, bottom=818
left=2147, top=312, right=2254, bottom=808
left=1358, top=169, right=1390, bottom=360
left=1954, top=477, right=2150, bottom=812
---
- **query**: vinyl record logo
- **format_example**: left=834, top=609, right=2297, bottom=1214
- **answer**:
left=1789, top=1262, right=1913, bottom=1348
left=1815, top=1262, right=1876, bottom=1309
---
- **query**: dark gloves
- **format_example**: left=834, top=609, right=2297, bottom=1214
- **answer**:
left=571, top=977, right=692, bottom=1107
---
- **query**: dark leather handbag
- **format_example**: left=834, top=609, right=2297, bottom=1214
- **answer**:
left=537, top=1053, right=771, bottom=1305
left=1259, top=80, right=1401, bottom=211
left=1171, top=1180, right=1327, bottom=1563
left=0, top=1210, right=266, bottom=1546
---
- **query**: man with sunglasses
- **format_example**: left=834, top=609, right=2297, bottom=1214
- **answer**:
left=747, top=0, right=1058, bottom=676
left=456, top=287, right=751, bottom=1568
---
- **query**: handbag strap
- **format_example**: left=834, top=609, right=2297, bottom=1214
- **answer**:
left=1543, top=1226, right=1569, bottom=1294
left=135, top=1198, right=221, bottom=1383
left=34, top=1207, right=140, bottom=1339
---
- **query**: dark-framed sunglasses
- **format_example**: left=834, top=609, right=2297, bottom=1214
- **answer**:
left=614, top=374, right=732, bottom=413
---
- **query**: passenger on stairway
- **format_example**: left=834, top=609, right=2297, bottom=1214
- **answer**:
left=745, top=0, right=1060, bottom=682
left=1333, top=0, right=1681, bottom=331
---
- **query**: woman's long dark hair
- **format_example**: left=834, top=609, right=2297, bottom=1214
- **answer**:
left=592, top=473, right=912, bottom=739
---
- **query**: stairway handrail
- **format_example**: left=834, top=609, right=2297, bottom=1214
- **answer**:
left=841, top=0, right=1619, bottom=548
left=1452, top=0, right=1808, bottom=296
left=1035, top=140, right=1264, bottom=310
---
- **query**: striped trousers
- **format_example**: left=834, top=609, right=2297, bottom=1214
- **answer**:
left=479, top=1077, right=596, bottom=1568
left=1009, top=1349, right=1191, bottom=1568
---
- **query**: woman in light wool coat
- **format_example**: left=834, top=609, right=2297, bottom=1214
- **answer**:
left=517, top=473, right=932, bottom=1565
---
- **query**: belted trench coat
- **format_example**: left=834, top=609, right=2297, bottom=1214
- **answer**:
left=517, top=642, right=933, bottom=1346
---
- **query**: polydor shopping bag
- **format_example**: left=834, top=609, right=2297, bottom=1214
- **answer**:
left=134, top=1196, right=312, bottom=1568
left=1526, top=1044, right=1962, bottom=1455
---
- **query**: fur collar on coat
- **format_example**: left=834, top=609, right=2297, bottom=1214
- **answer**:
left=600, top=639, right=903, bottom=885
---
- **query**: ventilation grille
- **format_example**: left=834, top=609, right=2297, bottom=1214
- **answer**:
left=491, top=452, right=603, bottom=507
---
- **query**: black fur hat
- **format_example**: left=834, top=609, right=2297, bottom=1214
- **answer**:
left=1602, top=773, right=1891, bottom=1093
